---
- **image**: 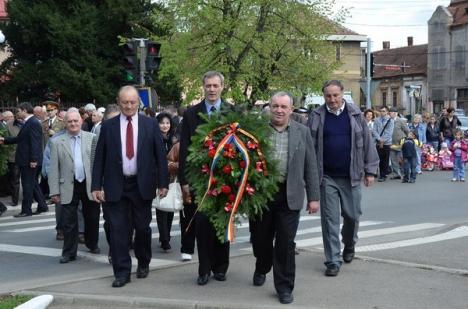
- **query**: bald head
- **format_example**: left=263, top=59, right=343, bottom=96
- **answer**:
left=118, top=86, right=140, bottom=117
left=2, top=111, right=14, bottom=122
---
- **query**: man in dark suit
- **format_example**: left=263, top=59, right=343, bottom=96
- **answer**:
left=0, top=102, right=48, bottom=217
left=92, top=86, right=169, bottom=288
left=249, top=92, right=320, bottom=304
left=178, top=71, right=231, bottom=285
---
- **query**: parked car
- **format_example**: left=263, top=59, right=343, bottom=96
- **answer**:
left=454, top=108, right=465, bottom=117
left=458, top=116, right=468, bottom=133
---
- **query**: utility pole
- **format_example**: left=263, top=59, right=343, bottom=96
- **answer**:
left=134, top=38, right=148, bottom=87
left=366, top=37, right=372, bottom=109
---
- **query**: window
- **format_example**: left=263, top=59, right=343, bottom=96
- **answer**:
left=392, top=91, right=398, bottom=107
left=455, top=46, right=465, bottom=68
left=382, top=91, right=387, bottom=106
left=335, top=45, right=341, bottom=61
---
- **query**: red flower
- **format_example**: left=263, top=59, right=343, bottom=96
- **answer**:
left=209, top=188, right=219, bottom=197
left=223, top=147, right=236, bottom=159
left=201, top=164, right=209, bottom=174
left=211, top=177, right=218, bottom=185
left=221, top=185, right=232, bottom=194
left=204, top=138, right=214, bottom=148
left=222, top=164, right=232, bottom=174
left=246, top=184, right=255, bottom=196
left=208, top=148, right=216, bottom=158
left=224, top=202, right=233, bottom=212
left=228, top=194, right=236, bottom=202
left=247, top=140, right=258, bottom=150
left=224, top=143, right=232, bottom=150
left=239, top=160, right=246, bottom=169
left=255, top=161, right=263, bottom=172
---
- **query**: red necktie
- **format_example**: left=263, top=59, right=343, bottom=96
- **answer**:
left=126, top=116, right=134, bottom=159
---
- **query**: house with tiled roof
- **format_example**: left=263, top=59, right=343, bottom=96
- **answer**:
left=428, top=0, right=468, bottom=114
left=371, top=39, right=428, bottom=115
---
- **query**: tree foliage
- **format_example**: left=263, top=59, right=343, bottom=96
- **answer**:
left=0, top=0, right=163, bottom=105
left=157, top=0, right=344, bottom=105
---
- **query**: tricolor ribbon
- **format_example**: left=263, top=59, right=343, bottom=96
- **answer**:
left=186, top=123, right=267, bottom=242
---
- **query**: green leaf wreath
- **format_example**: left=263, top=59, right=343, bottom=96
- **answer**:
left=186, top=109, right=281, bottom=242
left=0, top=126, right=12, bottom=176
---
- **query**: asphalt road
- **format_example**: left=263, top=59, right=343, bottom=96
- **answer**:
left=1, top=169, right=467, bottom=296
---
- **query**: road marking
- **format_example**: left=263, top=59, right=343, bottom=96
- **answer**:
left=295, top=223, right=444, bottom=248
left=0, top=218, right=58, bottom=227
left=0, top=243, right=179, bottom=267
left=356, top=226, right=468, bottom=252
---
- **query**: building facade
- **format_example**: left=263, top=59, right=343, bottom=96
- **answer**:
left=428, top=0, right=468, bottom=114
left=371, top=39, right=428, bottom=116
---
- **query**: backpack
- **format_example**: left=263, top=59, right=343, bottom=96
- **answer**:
left=401, top=138, right=417, bottom=158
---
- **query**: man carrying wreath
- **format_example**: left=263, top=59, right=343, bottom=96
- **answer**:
left=249, top=91, right=320, bottom=304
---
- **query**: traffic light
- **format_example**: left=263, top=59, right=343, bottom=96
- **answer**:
left=122, top=40, right=139, bottom=83
left=145, top=41, right=162, bottom=72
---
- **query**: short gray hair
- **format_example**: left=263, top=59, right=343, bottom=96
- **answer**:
left=322, top=80, right=344, bottom=93
left=64, top=107, right=80, bottom=121
left=202, top=71, right=224, bottom=86
left=270, top=91, right=294, bottom=105
left=103, top=104, right=120, bottom=120
left=117, top=85, right=139, bottom=100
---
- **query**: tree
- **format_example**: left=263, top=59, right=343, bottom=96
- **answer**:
left=0, top=0, right=163, bottom=104
left=157, top=0, right=344, bottom=105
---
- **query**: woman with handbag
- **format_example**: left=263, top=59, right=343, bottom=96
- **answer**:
left=155, top=112, right=179, bottom=252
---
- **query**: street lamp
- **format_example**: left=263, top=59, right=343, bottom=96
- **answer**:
left=0, top=30, right=5, bottom=44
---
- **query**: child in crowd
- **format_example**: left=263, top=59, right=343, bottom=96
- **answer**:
left=438, top=142, right=453, bottom=170
left=449, top=129, right=468, bottom=182
left=400, top=130, right=421, bottom=183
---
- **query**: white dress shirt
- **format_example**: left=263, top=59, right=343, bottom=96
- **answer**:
left=120, top=113, right=138, bottom=176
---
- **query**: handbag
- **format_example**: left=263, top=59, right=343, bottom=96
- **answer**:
left=154, top=177, right=183, bottom=212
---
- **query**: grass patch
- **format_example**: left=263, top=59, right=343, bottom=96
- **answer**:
left=0, top=295, right=34, bottom=309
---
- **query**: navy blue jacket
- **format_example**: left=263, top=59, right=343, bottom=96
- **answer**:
left=4, top=116, right=43, bottom=167
left=91, top=114, right=169, bottom=202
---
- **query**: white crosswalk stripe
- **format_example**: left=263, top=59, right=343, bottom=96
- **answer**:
left=2, top=209, right=468, bottom=259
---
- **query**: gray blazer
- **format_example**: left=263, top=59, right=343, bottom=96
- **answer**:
left=285, top=120, right=320, bottom=210
left=48, top=131, right=95, bottom=204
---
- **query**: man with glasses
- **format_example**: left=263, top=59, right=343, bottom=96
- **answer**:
left=372, top=106, right=394, bottom=182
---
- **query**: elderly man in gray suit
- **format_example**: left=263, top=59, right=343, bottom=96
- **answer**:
left=249, top=91, right=320, bottom=305
left=49, top=108, right=101, bottom=263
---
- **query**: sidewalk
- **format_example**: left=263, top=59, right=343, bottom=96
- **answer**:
left=20, top=249, right=467, bottom=309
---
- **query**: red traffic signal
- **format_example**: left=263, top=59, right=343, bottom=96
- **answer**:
left=146, top=41, right=162, bottom=72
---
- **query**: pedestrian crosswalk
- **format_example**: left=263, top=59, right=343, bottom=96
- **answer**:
left=1, top=208, right=468, bottom=263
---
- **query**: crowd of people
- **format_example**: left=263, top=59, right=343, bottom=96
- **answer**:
left=362, top=106, right=467, bottom=183
left=0, top=73, right=466, bottom=305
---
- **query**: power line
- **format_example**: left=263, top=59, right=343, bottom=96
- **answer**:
left=344, top=22, right=427, bottom=27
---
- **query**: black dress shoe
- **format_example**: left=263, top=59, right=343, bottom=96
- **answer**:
left=278, top=292, right=294, bottom=304
left=213, top=272, right=226, bottom=281
left=160, top=241, right=171, bottom=252
left=14, top=212, right=32, bottom=218
left=343, top=246, right=355, bottom=263
left=33, top=208, right=48, bottom=215
left=136, top=265, right=149, bottom=279
left=377, top=177, right=386, bottom=182
left=0, top=209, right=6, bottom=217
left=253, top=272, right=266, bottom=286
left=325, top=265, right=340, bottom=277
left=112, top=276, right=131, bottom=288
left=197, top=274, right=210, bottom=285
left=89, top=247, right=101, bottom=254
left=59, top=256, right=76, bottom=264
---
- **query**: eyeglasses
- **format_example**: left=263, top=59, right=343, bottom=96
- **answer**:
left=47, top=109, right=56, bottom=112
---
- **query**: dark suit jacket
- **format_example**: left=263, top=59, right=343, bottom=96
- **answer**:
left=91, top=114, right=169, bottom=202
left=4, top=116, right=43, bottom=167
left=178, top=100, right=232, bottom=186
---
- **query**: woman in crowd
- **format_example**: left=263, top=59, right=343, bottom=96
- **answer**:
left=364, top=109, right=375, bottom=132
left=155, top=112, right=178, bottom=252
left=439, top=107, right=461, bottom=146
left=426, top=114, right=440, bottom=151
left=408, top=114, right=426, bottom=174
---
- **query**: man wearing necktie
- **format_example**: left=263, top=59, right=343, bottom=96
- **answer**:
left=92, top=86, right=169, bottom=288
left=178, top=71, right=232, bottom=285
left=48, top=108, right=101, bottom=263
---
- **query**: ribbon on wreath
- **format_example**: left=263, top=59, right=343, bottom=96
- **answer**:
left=186, top=122, right=267, bottom=242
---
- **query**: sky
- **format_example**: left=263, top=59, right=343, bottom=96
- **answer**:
left=332, top=0, right=451, bottom=50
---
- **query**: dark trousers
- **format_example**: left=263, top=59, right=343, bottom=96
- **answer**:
left=179, top=201, right=197, bottom=254
left=62, top=180, right=100, bottom=257
left=39, top=174, right=50, bottom=199
left=19, top=166, right=47, bottom=215
left=250, top=183, right=300, bottom=294
left=156, top=209, right=174, bottom=244
left=403, top=157, right=417, bottom=181
left=104, top=177, right=152, bottom=280
left=377, top=144, right=391, bottom=178
left=195, top=212, right=230, bottom=276
left=7, top=162, right=20, bottom=205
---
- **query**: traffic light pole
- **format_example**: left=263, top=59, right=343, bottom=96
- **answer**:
left=366, top=37, right=371, bottom=110
left=133, top=38, right=148, bottom=87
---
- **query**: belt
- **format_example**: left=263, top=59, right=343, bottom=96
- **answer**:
left=123, top=175, right=137, bottom=180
